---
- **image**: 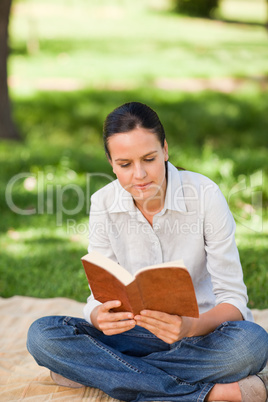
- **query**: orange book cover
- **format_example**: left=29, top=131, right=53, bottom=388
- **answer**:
left=81, top=251, right=199, bottom=318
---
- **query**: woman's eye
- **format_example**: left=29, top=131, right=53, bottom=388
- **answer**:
left=120, top=163, right=130, bottom=168
left=145, top=158, right=155, bottom=162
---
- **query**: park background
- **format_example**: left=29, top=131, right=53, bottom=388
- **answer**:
left=0, top=0, right=267, bottom=309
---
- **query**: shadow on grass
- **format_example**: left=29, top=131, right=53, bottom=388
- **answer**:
left=213, top=18, right=267, bottom=29
left=3, top=87, right=266, bottom=184
left=11, top=87, right=268, bottom=148
left=0, top=87, right=267, bottom=230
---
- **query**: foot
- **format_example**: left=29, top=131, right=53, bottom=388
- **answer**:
left=206, top=382, right=241, bottom=401
left=207, top=374, right=267, bottom=401
left=257, top=366, right=268, bottom=400
left=50, top=371, right=84, bottom=388
left=239, top=375, right=267, bottom=402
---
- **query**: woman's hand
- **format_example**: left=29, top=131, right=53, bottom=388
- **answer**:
left=134, top=304, right=243, bottom=344
left=91, top=300, right=136, bottom=335
left=134, top=310, right=197, bottom=344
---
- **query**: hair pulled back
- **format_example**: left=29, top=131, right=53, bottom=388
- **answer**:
left=103, top=102, right=166, bottom=159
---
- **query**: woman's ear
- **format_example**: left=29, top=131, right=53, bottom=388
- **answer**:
left=164, top=140, right=169, bottom=161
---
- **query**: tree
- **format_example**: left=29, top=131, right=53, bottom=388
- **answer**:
left=174, top=0, right=219, bottom=18
left=0, top=0, right=20, bottom=140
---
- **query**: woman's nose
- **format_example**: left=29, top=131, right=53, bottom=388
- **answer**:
left=134, top=164, right=146, bottom=180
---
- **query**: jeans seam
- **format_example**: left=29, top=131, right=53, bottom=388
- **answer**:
left=175, top=377, right=196, bottom=387
left=197, top=383, right=214, bottom=402
left=63, top=316, right=72, bottom=324
left=87, top=335, right=143, bottom=374
left=64, top=317, right=92, bottom=326
left=120, top=333, right=159, bottom=339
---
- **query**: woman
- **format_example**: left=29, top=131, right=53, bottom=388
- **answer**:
left=27, top=102, right=268, bottom=402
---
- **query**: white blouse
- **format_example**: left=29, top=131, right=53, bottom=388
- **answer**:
left=83, top=162, right=253, bottom=323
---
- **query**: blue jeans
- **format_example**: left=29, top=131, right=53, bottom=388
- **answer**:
left=27, top=317, right=268, bottom=402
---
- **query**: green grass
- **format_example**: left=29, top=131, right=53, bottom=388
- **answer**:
left=8, top=0, right=268, bottom=93
left=1, top=0, right=267, bottom=309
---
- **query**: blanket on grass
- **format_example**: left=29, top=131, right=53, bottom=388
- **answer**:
left=0, top=296, right=267, bottom=402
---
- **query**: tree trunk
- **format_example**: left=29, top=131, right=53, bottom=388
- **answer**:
left=267, top=0, right=268, bottom=31
left=0, top=0, right=20, bottom=140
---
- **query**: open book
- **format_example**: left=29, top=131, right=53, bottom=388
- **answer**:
left=81, top=251, right=199, bottom=317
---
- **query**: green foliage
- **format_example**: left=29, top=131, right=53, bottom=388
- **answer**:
left=173, top=0, right=219, bottom=17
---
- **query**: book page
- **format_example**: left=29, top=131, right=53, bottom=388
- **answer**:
left=135, top=259, right=186, bottom=277
left=82, top=251, right=134, bottom=285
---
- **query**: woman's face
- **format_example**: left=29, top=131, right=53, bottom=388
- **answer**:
left=108, top=127, right=169, bottom=207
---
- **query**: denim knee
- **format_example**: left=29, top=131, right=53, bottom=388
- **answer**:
left=27, top=316, right=57, bottom=361
left=223, top=321, right=268, bottom=375
left=241, top=321, right=268, bottom=372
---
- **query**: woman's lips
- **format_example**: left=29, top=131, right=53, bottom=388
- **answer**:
left=133, top=182, right=153, bottom=190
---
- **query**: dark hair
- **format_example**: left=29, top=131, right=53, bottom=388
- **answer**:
left=103, top=102, right=166, bottom=159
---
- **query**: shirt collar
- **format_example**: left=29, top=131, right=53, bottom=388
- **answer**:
left=164, top=162, right=187, bottom=213
left=108, top=162, right=187, bottom=214
left=108, top=181, right=136, bottom=213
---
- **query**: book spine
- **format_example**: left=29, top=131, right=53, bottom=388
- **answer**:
left=125, top=281, right=144, bottom=315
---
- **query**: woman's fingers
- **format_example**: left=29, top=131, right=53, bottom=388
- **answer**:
left=96, top=300, right=135, bottom=335
left=99, top=300, right=121, bottom=313
left=100, top=319, right=136, bottom=335
left=134, top=310, right=185, bottom=343
left=99, top=301, right=134, bottom=321
left=135, top=310, right=182, bottom=328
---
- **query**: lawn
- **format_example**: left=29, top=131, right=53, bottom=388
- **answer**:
left=1, top=0, right=267, bottom=309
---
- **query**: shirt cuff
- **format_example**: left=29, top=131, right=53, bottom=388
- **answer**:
left=83, top=294, right=102, bottom=325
